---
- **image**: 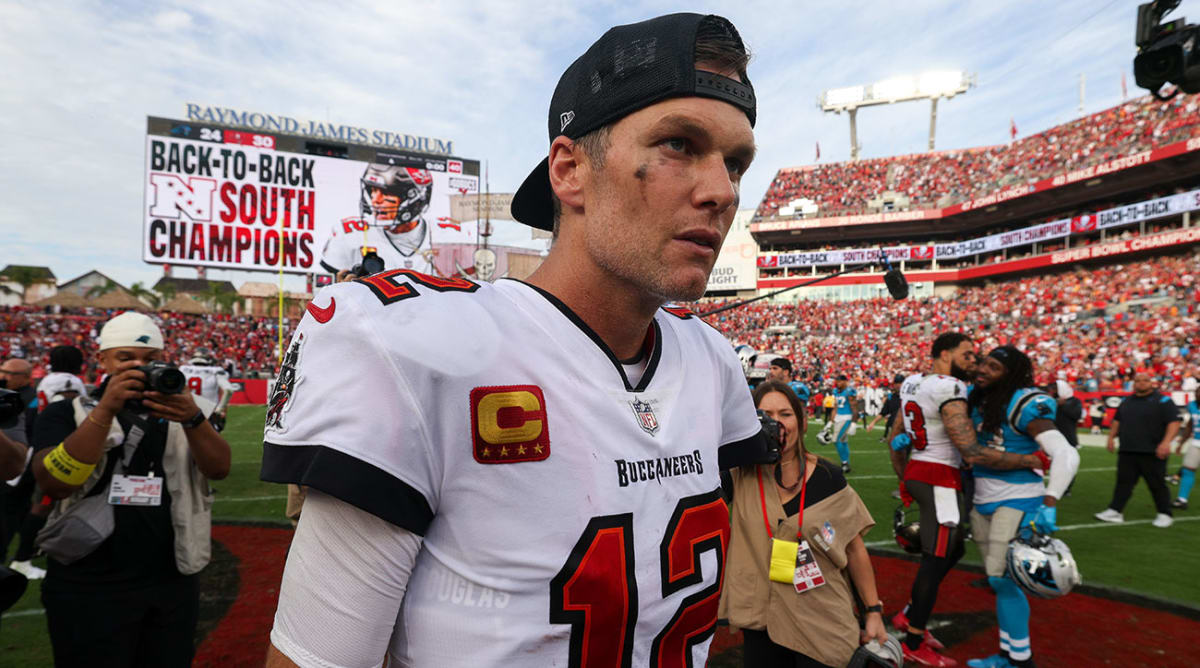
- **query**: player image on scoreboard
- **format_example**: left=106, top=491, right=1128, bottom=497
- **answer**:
left=319, top=163, right=440, bottom=275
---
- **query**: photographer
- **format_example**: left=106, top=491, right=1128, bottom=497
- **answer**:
left=30, top=312, right=230, bottom=668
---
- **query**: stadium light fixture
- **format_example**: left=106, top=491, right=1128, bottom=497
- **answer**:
left=818, top=70, right=975, bottom=159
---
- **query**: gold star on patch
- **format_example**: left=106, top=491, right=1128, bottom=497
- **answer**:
left=481, top=447, right=490, bottom=457
left=500, top=446, right=508, bottom=457
left=533, top=444, right=543, bottom=454
left=517, top=445, right=526, bottom=455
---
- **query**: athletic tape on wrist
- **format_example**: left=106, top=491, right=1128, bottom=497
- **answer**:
left=44, top=443, right=96, bottom=486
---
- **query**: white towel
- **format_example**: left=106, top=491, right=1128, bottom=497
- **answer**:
left=933, top=485, right=960, bottom=527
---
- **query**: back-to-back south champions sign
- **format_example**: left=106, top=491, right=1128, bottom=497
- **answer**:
left=184, top=104, right=454, bottom=155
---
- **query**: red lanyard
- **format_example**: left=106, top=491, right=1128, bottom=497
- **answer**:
left=756, top=460, right=807, bottom=541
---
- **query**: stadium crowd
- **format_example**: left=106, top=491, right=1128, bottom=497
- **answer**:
left=701, top=251, right=1200, bottom=394
left=0, top=307, right=294, bottom=381
left=758, top=94, right=1200, bottom=219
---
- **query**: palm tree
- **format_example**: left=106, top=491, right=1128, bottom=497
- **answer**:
left=204, top=283, right=237, bottom=314
left=84, top=278, right=118, bottom=300
left=213, top=291, right=238, bottom=314
left=156, top=281, right=177, bottom=305
left=129, top=281, right=160, bottom=308
left=4, top=266, right=44, bottom=304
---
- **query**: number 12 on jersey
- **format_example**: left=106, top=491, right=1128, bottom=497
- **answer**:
left=550, top=490, right=729, bottom=668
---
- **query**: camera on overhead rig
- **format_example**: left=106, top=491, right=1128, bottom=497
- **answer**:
left=1135, top=0, right=1200, bottom=99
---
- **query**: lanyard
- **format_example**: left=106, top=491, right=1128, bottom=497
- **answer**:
left=756, top=460, right=807, bottom=541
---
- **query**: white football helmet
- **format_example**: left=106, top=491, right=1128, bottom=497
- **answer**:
left=848, top=635, right=903, bottom=667
left=1005, top=533, right=1082, bottom=598
left=734, top=345, right=757, bottom=375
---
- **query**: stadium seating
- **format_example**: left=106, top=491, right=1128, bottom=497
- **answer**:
left=699, top=251, right=1200, bottom=391
left=757, top=95, right=1200, bottom=219
left=0, top=307, right=295, bottom=381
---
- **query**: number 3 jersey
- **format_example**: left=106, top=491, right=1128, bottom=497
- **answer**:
left=899, top=373, right=969, bottom=470
left=261, top=272, right=762, bottom=667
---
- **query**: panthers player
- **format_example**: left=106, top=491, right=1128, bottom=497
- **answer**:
left=319, top=163, right=440, bottom=276
left=829, top=375, right=857, bottom=473
left=179, top=348, right=234, bottom=432
left=886, top=334, right=1049, bottom=667
left=1173, top=386, right=1200, bottom=510
left=263, top=14, right=777, bottom=668
left=965, top=347, right=1079, bottom=668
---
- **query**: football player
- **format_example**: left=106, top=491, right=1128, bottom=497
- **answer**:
left=831, top=375, right=857, bottom=473
left=262, top=14, right=777, bottom=668
left=319, top=164, right=440, bottom=276
left=886, top=334, right=1050, bottom=667
left=1173, top=386, right=1200, bottom=510
left=965, top=347, right=1079, bottom=668
left=179, top=348, right=234, bottom=432
left=36, top=345, right=87, bottom=411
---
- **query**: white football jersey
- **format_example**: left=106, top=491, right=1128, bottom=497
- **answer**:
left=319, top=216, right=478, bottom=276
left=36, top=372, right=86, bottom=410
left=899, top=373, right=968, bottom=468
left=262, top=272, right=761, bottom=667
left=179, top=364, right=234, bottom=405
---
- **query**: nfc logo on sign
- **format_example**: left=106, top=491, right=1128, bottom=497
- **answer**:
left=470, top=385, right=550, bottom=464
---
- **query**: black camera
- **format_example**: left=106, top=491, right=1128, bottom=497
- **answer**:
left=125, top=361, right=186, bottom=412
left=138, top=361, right=186, bottom=394
left=1135, top=0, right=1200, bottom=98
left=0, top=388, right=23, bottom=428
left=350, top=250, right=386, bottom=278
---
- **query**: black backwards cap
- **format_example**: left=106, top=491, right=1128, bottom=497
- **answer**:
left=510, top=13, right=757, bottom=230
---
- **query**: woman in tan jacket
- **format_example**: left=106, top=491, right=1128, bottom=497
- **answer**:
left=721, top=381, right=888, bottom=667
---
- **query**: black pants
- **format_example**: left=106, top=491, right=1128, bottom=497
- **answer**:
left=1108, top=452, right=1172, bottom=515
left=741, top=629, right=833, bottom=668
left=42, top=575, right=198, bottom=668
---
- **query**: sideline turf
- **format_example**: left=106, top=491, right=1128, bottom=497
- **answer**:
left=0, top=406, right=1195, bottom=665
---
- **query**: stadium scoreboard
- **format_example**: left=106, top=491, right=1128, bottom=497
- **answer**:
left=142, top=116, right=481, bottom=275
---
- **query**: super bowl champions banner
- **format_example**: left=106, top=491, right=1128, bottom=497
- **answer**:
left=142, top=117, right=480, bottom=275
left=760, top=188, right=1200, bottom=269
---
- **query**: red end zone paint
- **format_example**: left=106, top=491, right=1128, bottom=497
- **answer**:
left=194, top=525, right=293, bottom=667
left=193, top=527, right=1198, bottom=667
left=709, top=553, right=1199, bottom=668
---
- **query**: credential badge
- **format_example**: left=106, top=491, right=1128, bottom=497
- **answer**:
left=630, top=398, right=659, bottom=436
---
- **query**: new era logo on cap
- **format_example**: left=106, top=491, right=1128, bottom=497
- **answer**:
left=560, top=110, right=575, bottom=131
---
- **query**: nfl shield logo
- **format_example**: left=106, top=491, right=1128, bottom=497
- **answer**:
left=630, top=398, right=659, bottom=435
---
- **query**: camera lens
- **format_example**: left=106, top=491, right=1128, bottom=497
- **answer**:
left=155, top=367, right=187, bottom=394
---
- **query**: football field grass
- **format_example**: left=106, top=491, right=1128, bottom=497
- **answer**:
left=1, top=406, right=1196, bottom=665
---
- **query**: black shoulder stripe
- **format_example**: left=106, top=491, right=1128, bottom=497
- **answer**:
left=1008, top=391, right=1049, bottom=436
left=261, top=442, right=434, bottom=536
left=938, top=396, right=968, bottom=412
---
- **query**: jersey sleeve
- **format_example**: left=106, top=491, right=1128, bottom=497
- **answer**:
left=1014, top=392, right=1057, bottom=433
left=318, top=229, right=353, bottom=274
left=261, top=283, right=440, bottom=536
left=215, top=370, right=235, bottom=391
left=713, top=337, right=769, bottom=470
left=927, top=377, right=968, bottom=412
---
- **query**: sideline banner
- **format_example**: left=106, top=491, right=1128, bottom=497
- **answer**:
left=759, top=189, right=1200, bottom=268
left=751, top=136, right=1200, bottom=234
